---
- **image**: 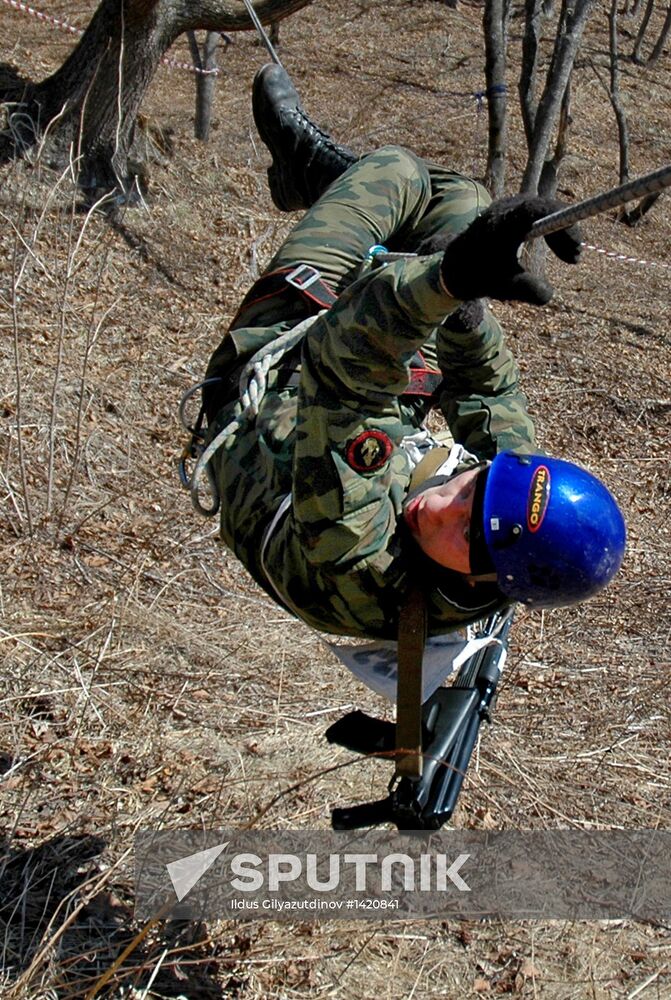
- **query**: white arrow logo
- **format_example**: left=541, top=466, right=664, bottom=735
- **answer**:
left=166, top=842, right=229, bottom=901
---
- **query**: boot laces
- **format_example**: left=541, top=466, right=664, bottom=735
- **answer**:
left=282, top=108, right=353, bottom=162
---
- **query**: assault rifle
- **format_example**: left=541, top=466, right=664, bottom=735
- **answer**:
left=325, top=608, right=514, bottom=831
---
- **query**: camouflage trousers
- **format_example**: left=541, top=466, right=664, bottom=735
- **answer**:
left=205, top=145, right=493, bottom=402
left=266, top=146, right=490, bottom=295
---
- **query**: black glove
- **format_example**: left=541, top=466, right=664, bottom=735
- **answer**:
left=440, top=195, right=582, bottom=305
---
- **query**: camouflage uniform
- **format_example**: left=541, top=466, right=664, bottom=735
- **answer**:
left=204, top=147, right=536, bottom=639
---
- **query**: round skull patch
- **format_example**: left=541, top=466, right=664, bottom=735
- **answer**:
left=346, top=430, right=393, bottom=472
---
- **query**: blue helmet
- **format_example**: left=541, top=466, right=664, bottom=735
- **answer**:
left=480, top=452, right=626, bottom=608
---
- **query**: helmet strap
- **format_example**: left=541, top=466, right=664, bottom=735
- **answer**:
left=407, top=446, right=453, bottom=493
left=469, top=468, right=496, bottom=575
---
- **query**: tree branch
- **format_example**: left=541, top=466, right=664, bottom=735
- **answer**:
left=521, top=0, right=595, bottom=193
left=484, top=0, right=509, bottom=196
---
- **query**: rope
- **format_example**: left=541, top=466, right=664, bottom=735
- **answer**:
left=188, top=312, right=323, bottom=516
left=240, top=0, right=283, bottom=67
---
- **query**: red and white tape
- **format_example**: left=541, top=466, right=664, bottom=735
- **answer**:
left=159, top=55, right=220, bottom=76
left=1, top=0, right=221, bottom=75
left=2, top=0, right=80, bottom=34
left=581, top=242, right=671, bottom=272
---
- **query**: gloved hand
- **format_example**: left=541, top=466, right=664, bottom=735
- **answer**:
left=440, top=195, right=582, bottom=305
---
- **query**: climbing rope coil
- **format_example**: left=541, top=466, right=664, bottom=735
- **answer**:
left=179, top=311, right=324, bottom=517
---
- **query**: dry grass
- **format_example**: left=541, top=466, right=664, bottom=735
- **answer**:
left=1, top=0, right=670, bottom=997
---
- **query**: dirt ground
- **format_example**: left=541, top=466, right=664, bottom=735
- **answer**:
left=0, top=1, right=670, bottom=997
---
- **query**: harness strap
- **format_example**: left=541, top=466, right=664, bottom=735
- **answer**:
left=403, top=360, right=442, bottom=398
left=274, top=357, right=441, bottom=399
left=408, top=446, right=456, bottom=491
left=395, top=583, right=427, bottom=779
left=230, top=264, right=442, bottom=400
left=230, top=264, right=338, bottom=328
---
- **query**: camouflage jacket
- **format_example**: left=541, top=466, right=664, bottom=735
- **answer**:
left=205, top=253, right=535, bottom=639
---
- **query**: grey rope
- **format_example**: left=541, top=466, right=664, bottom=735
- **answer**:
left=241, top=0, right=284, bottom=67
left=189, top=312, right=323, bottom=516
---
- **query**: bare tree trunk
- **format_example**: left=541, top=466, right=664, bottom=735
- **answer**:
left=519, top=0, right=544, bottom=146
left=632, top=0, right=655, bottom=62
left=517, top=0, right=592, bottom=279
left=538, top=76, right=571, bottom=196
left=484, top=0, right=509, bottom=196
left=521, top=0, right=595, bottom=194
left=647, top=2, right=671, bottom=63
left=188, top=30, right=221, bottom=140
left=608, top=0, right=630, bottom=187
left=1, top=0, right=313, bottom=199
left=589, top=47, right=663, bottom=227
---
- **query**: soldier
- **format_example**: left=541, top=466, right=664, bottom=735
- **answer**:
left=193, top=65, right=625, bottom=642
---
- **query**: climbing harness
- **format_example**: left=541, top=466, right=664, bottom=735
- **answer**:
left=229, top=263, right=338, bottom=327
left=179, top=252, right=444, bottom=517
left=178, top=262, right=340, bottom=516
left=178, top=261, right=351, bottom=517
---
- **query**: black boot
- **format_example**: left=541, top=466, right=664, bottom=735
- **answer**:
left=252, top=63, right=358, bottom=212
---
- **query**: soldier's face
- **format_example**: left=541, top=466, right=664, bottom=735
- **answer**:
left=403, top=467, right=480, bottom=574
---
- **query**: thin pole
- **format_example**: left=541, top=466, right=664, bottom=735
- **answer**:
left=530, top=162, right=671, bottom=239
left=241, top=0, right=284, bottom=67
